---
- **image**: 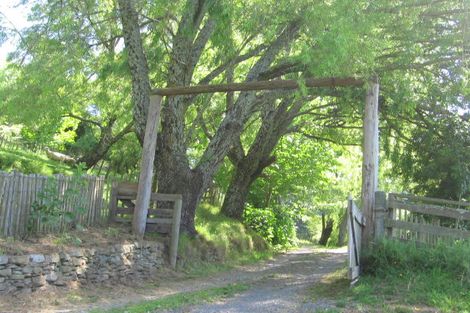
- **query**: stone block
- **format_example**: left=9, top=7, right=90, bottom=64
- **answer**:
left=0, top=256, right=8, bottom=265
left=59, top=252, right=71, bottom=261
left=32, top=275, right=46, bottom=287
left=29, top=254, right=45, bottom=263
left=48, top=253, right=60, bottom=263
left=22, top=266, right=33, bottom=274
left=33, top=267, right=42, bottom=275
left=69, top=248, right=84, bottom=257
left=45, top=272, right=58, bottom=282
left=10, top=256, right=29, bottom=265
left=61, top=266, right=74, bottom=273
left=11, top=274, right=25, bottom=280
left=0, top=268, right=11, bottom=277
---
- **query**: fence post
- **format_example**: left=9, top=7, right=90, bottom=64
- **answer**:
left=374, top=191, right=387, bottom=240
left=170, top=196, right=182, bottom=269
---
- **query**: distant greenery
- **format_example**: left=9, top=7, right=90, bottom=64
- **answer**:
left=93, top=283, right=248, bottom=313
left=0, top=147, right=73, bottom=175
left=243, top=204, right=297, bottom=247
left=310, top=240, right=470, bottom=312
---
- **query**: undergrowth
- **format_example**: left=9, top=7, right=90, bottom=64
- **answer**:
left=311, top=239, right=470, bottom=313
left=177, top=203, right=272, bottom=275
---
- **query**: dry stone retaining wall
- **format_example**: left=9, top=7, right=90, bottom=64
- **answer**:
left=0, top=241, right=166, bottom=294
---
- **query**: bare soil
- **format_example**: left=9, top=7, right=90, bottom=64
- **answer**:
left=0, top=224, right=165, bottom=255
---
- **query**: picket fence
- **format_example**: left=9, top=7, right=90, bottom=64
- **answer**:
left=0, top=171, right=107, bottom=237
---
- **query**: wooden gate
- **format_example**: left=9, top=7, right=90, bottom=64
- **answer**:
left=108, top=182, right=182, bottom=269
left=348, top=196, right=365, bottom=283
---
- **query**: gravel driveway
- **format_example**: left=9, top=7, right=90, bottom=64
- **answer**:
left=163, top=247, right=347, bottom=313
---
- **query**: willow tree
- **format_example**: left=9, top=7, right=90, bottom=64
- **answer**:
left=116, top=0, right=467, bottom=235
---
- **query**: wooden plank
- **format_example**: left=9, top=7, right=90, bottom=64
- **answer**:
left=133, top=94, right=163, bottom=237
left=361, top=78, right=379, bottom=248
left=117, top=193, right=183, bottom=202
left=152, top=77, right=364, bottom=96
left=170, top=198, right=182, bottom=269
left=348, top=196, right=364, bottom=282
left=113, top=217, right=173, bottom=225
left=114, top=207, right=173, bottom=215
left=146, top=217, right=173, bottom=224
left=390, top=193, right=470, bottom=208
left=384, top=219, right=470, bottom=239
left=389, top=199, right=470, bottom=221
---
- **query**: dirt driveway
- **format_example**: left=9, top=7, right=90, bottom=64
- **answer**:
left=0, top=247, right=347, bottom=313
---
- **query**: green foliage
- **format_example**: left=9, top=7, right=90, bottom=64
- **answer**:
left=0, top=147, right=73, bottom=175
left=93, top=283, right=249, bottom=313
left=177, top=203, right=270, bottom=273
left=28, top=167, right=88, bottom=234
left=243, top=204, right=297, bottom=247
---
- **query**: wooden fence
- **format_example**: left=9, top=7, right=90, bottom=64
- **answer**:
left=0, top=171, right=106, bottom=237
left=376, top=191, right=470, bottom=245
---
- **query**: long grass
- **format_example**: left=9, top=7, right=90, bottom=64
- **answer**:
left=311, top=239, right=470, bottom=312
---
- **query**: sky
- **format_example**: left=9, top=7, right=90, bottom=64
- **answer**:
left=0, top=1, right=31, bottom=67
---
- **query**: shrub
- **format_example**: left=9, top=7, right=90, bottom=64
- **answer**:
left=243, top=205, right=296, bottom=247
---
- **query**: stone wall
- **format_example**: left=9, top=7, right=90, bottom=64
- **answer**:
left=0, top=241, right=166, bottom=294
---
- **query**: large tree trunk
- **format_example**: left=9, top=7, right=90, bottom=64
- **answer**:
left=222, top=165, right=259, bottom=219
left=319, top=215, right=334, bottom=246
left=221, top=96, right=305, bottom=219
left=119, top=0, right=301, bottom=235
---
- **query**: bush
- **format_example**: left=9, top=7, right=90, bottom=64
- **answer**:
left=363, top=239, right=470, bottom=284
left=243, top=205, right=296, bottom=247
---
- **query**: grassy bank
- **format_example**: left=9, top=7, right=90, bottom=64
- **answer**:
left=177, top=203, right=272, bottom=276
left=0, top=147, right=73, bottom=175
left=310, top=239, right=470, bottom=313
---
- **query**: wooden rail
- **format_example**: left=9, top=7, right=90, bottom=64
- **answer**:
left=109, top=182, right=182, bottom=269
left=375, top=192, right=470, bottom=245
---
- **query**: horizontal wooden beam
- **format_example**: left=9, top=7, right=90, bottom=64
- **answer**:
left=385, top=219, right=470, bottom=239
left=151, top=77, right=364, bottom=96
left=389, top=193, right=470, bottom=208
left=117, top=193, right=182, bottom=202
left=389, top=199, right=470, bottom=221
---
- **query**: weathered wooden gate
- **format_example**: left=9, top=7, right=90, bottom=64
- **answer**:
left=348, top=196, right=365, bottom=283
left=108, top=182, right=182, bottom=269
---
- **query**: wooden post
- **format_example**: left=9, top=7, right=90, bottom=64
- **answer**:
left=374, top=191, right=387, bottom=240
left=170, top=197, right=183, bottom=269
left=133, top=95, right=163, bottom=238
left=361, top=78, right=379, bottom=249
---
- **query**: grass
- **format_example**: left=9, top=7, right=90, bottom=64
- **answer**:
left=176, top=203, right=272, bottom=276
left=309, top=239, right=470, bottom=313
left=91, top=283, right=249, bottom=313
left=0, top=147, right=73, bottom=175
